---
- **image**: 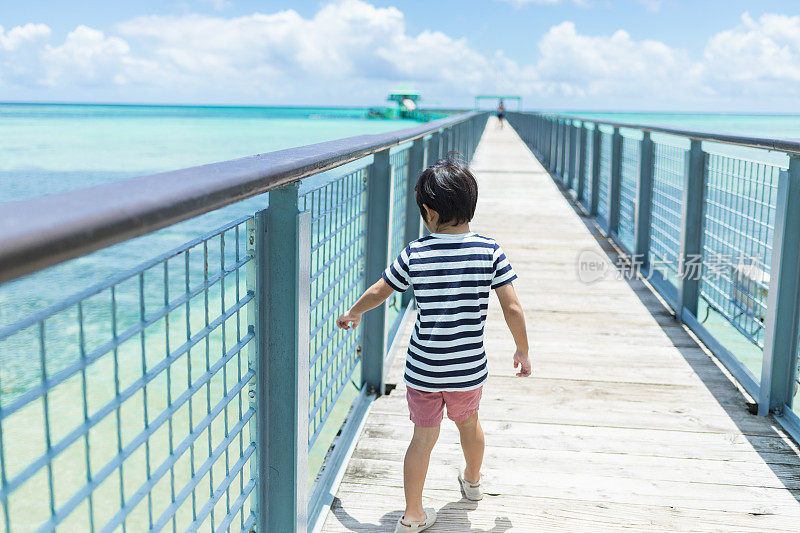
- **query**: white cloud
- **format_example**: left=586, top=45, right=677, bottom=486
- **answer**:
left=0, top=23, right=52, bottom=85
left=0, top=23, right=51, bottom=50
left=111, top=1, right=493, bottom=99
left=41, top=26, right=136, bottom=86
left=533, top=21, right=703, bottom=101
left=704, top=12, right=800, bottom=88
left=2, top=2, right=800, bottom=109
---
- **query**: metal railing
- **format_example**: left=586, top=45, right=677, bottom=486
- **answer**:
left=0, top=111, right=489, bottom=532
left=507, top=111, right=800, bottom=444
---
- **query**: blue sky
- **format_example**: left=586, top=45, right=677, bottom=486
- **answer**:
left=2, top=0, right=800, bottom=110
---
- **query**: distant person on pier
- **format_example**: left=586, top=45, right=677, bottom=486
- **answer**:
left=497, top=99, right=505, bottom=128
left=336, top=159, right=532, bottom=532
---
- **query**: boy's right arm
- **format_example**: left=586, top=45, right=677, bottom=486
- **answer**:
left=494, top=282, right=532, bottom=377
left=336, top=278, right=395, bottom=330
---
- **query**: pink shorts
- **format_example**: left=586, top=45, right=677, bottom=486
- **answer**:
left=406, top=386, right=483, bottom=427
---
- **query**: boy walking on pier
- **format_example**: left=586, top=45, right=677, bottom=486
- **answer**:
left=336, top=159, right=531, bottom=532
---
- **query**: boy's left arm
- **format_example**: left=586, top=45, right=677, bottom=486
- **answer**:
left=336, top=278, right=395, bottom=330
left=495, top=282, right=532, bottom=377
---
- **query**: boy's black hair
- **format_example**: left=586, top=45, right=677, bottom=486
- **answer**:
left=415, top=156, right=478, bottom=226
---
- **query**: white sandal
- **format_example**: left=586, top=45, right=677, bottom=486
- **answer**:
left=394, top=507, right=437, bottom=532
left=458, top=471, right=483, bottom=501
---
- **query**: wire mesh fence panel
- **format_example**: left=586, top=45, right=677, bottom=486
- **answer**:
left=0, top=217, right=255, bottom=533
left=618, top=137, right=640, bottom=252
left=300, top=167, right=367, bottom=483
left=583, top=126, right=594, bottom=204
left=386, top=149, right=411, bottom=348
left=565, top=128, right=573, bottom=188
left=389, top=150, right=410, bottom=262
left=794, top=356, right=800, bottom=416
left=649, top=143, right=686, bottom=287
left=700, top=154, right=780, bottom=360
left=597, top=132, right=612, bottom=221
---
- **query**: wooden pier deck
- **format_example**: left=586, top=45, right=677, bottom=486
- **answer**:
left=320, top=118, right=800, bottom=532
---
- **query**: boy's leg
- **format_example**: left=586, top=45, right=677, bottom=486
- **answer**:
left=455, top=412, right=484, bottom=483
left=403, top=424, right=440, bottom=522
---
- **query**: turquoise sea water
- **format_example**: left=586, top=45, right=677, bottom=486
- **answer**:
left=0, top=103, right=419, bottom=316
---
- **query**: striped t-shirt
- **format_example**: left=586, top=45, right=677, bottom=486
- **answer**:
left=382, top=232, right=517, bottom=392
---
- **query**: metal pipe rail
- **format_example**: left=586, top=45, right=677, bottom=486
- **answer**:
left=0, top=111, right=490, bottom=533
left=507, top=111, right=800, bottom=446
left=0, top=111, right=484, bottom=284
left=550, top=113, right=800, bottom=154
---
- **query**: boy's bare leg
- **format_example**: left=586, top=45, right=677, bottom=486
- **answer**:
left=455, top=413, right=484, bottom=483
left=403, top=424, right=440, bottom=522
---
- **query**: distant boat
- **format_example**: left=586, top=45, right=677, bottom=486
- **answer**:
left=387, top=90, right=421, bottom=119
left=368, top=87, right=427, bottom=121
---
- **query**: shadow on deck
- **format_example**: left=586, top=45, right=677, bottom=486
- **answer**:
left=559, top=181, right=800, bottom=494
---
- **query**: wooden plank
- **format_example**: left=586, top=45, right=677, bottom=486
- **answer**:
left=336, top=456, right=800, bottom=516
left=349, top=438, right=800, bottom=489
left=327, top=484, right=800, bottom=532
left=360, top=415, right=800, bottom=466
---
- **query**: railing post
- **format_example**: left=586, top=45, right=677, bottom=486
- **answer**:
left=466, top=121, right=473, bottom=161
left=553, top=120, right=559, bottom=170
left=677, top=139, right=706, bottom=319
left=544, top=116, right=549, bottom=156
left=634, top=132, right=655, bottom=266
left=362, top=149, right=392, bottom=395
left=402, top=138, right=425, bottom=307
left=428, top=130, right=441, bottom=164
left=560, top=121, right=568, bottom=182
left=537, top=116, right=543, bottom=154
left=442, top=129, right=451, bottom=158
left=758, top=155, right=800, bottom=415
left=423, top=131, right=440, bottom=240
left=557, top=120, right=562, bottom=175
left=564, top=122, right=571, bottom=185
left=608, top=127, right=623, bottom=234
left=251, top=183, right=310, bottom=532
left=559, top=120, right=566, bottom=178
left=577, top=126, right=587, bottom=202
left=530, top=116, right=535, bottom=148
left=569, top=124, right=578, bottom=190
left=468, top=120, right=475, bottom=160
left=246, top=217, right=261, bottom=531
left=475, top=115, right=482, bottom=157
left=590, top=124, right=601, bottom=216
